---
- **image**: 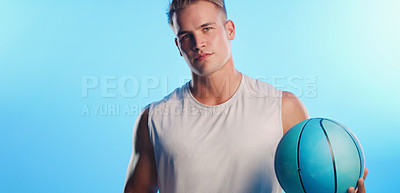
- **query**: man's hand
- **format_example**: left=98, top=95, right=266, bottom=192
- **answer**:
left=348, top=168, right=369, bottom=193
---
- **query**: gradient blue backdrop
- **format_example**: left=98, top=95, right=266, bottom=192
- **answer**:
left=1, top=0, right=399, bottom=192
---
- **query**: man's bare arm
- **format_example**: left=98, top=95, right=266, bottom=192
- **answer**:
left=281, top=91, right=310, bottom=134
left=124, top=108, right=158, bottom=193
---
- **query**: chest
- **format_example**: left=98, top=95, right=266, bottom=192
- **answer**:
left=150, top=103, right=282, bottom=163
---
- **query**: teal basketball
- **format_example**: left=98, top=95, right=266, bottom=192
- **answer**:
left=274, top=118, right=365, bottom=193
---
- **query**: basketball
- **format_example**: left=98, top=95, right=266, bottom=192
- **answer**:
left=274, top=118, right=365, bottom=193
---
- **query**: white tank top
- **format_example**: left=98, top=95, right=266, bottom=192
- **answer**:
left=147, top=74, right=283, bottom=193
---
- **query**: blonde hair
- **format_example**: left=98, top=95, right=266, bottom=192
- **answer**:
left=168, top=0, right=227, bottom=26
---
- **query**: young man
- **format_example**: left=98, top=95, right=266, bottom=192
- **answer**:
left=124, top=0, right=368, bottom=192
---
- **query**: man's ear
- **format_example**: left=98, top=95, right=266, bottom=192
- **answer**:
left=225, top=20, right=235, bottom=40
left=175, top=38, right=183, bottom=56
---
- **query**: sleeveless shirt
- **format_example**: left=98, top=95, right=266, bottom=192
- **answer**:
left=147, top=74, right=283, bottom=193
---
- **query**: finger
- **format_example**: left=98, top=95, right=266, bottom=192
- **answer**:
left=348, top=187, right=355, bottom=193
left=363, top=168, right=369, bottom=180
left=356, top=178, right=366, bottom=193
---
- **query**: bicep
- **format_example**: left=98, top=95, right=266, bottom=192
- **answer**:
left=124, top=108, right=158, bottom=193
left=281, top=91, right=310, bottom=134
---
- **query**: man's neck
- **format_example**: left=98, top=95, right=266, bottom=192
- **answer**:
left=189, top=62, right=242, bottom=106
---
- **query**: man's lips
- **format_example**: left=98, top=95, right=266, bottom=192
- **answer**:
left=194, top=53, right=213, bottom=61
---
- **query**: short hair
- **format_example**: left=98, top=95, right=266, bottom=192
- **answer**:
left=168, top=0, right=227, bottom=27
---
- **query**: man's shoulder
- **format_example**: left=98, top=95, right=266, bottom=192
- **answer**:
left=243, top=74, right=282, bottom=98
left=281, top=91, right=310, bottom=133
left=146, top=81, right=188, bottom=112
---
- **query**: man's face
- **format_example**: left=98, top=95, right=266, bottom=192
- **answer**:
left=172, top=1, right=235, bottom=76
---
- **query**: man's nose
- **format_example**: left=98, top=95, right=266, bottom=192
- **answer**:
left=192, top=34, right=206, bottom=51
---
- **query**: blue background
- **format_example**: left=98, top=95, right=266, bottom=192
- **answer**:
left=1, top=0, right=399, bottom=192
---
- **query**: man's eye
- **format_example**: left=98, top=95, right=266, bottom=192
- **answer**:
left=203, top=27, right=212, bottom=31
left=181, top=34, right=190, bottom=40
